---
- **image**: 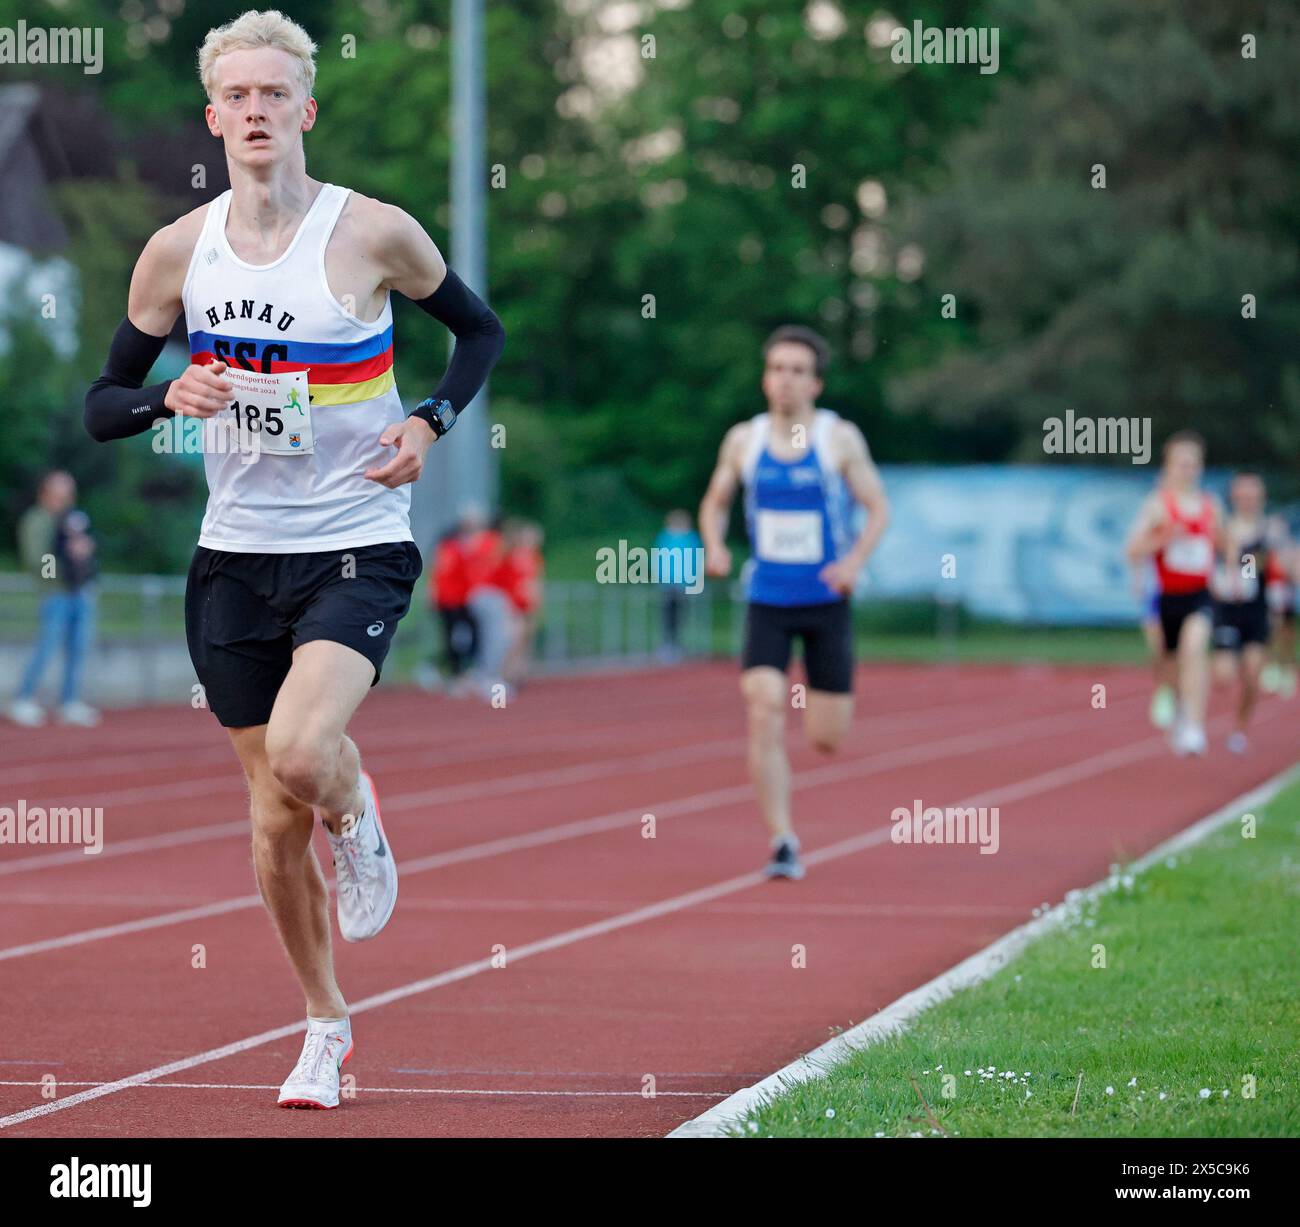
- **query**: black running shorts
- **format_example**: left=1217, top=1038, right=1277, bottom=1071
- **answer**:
left=741, top=599, right=854, bottom=694
left=1157, top=588, right=1212, bottom=654
left=185, top=542, right=422, bottom=727
left=1212, top=600, right=1270, bottom=652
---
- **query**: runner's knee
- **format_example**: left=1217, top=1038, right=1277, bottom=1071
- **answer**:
left=264, top=732, right=335, bottom=804
left=742, top=677, right=786, bottom=740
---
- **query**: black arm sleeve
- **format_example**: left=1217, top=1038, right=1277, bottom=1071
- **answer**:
left=409, top=268, right=506, bottom=420
left=84, top=318, right=175, bottom=442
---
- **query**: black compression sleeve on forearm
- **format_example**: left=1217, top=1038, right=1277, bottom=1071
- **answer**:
left=84, top=318, right=175, bottom=442
left=410, top=268, right=506, bottom=415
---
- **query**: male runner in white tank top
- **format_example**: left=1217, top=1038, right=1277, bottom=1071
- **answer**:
left=83, top=12, right=505, bottom=1109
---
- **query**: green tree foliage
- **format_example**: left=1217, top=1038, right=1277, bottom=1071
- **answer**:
left=523, top=0, right=1000, bottom=522
left=892, top=0, right=1300, bottom=463
left=3, top=0, right=1293, bottom=569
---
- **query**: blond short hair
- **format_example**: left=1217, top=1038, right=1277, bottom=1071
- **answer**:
left=198, top=10, right=318, bottom=101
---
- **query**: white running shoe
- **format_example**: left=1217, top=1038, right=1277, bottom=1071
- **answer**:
left=277, top=1016, right=353, bottom=1109
left=1148, top=685, right=1177, bottom=730
left=7, top=698, right=45, bottom=727
left=325, top=772, right=398, bottom=942
left=57, top=701, right=100, bottom=727
left=1172, top=722, right=1208, bottom=757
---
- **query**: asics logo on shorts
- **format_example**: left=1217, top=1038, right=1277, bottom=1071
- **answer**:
left=366, top=621, right=385, bottom=637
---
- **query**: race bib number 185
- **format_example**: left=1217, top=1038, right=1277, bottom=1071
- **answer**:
left=222, top=367, right=313, bottom=456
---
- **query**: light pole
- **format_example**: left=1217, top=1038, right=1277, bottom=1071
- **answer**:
left=409, top=0, right=495, bottom=557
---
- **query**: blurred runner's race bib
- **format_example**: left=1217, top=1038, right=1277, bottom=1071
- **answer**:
left=756, top=509, right=823, bottom=564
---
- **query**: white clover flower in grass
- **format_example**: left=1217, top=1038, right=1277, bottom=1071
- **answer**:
left=1159, top=1093, right=1168, bottom=1101
left=1128, top=1077, right=1137, bottom=1087
left=825, top=1108, right=835, bottom=1119
left=965, top=1070, right=972, bottom=1076
left=1222, top=1090, right=1229, bottom=1099
left=1199, top=1089, right=1211, bottom=1099
left=1106, top=1086, right=1115, bottom=1095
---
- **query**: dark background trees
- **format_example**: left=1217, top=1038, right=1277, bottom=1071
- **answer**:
left=1, top=0, right=1295, bottom=570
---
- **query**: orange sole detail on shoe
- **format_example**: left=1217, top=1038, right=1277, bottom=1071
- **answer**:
left=276, top=1038, right=353, bottom=1108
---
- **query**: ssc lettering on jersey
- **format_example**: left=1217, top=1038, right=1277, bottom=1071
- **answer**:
left=223, top=367, right=314, bottom=455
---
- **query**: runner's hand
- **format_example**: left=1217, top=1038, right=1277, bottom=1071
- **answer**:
left=365, top=416, right=435, bottom=488
left=164, top=360, right=232, bottom=418
left=704, top=545, right=732, bottom=578
left=819, top=557, right=860, bottom=595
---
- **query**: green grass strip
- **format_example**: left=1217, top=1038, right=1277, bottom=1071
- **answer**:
left=732, top=775, right=1300, bottom=1138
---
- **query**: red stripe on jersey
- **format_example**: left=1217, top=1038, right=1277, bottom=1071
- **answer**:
left=188, top=345, right=394, bottom=385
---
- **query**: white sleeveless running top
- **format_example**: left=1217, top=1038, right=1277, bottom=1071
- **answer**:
left=180, top=182, right=413, bottom=553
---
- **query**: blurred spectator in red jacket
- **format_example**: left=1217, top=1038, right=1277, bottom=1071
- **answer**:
left=425, top=522, right=475, bottom=685
left=498, top=520, right=545, bottom=686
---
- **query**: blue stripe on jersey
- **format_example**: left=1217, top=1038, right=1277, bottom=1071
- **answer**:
left=186, top=324, right=394, bottom=365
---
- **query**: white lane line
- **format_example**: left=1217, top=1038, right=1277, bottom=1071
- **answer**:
left=0, top=897, right=261, bottom=961
left=0, top=713, right=731, bottom=795
left=0, top=663, right=1017, bottom=771
left=0, top=820, right=248, bottom=878
left=666, top=759, right=1300, bottom=1137
left=0, top=1080, right=726, bottom=1099
left=0, top=703, right=1115, bottom=961
left=0, top=674, right=1036, bottom=812
left=0, top=727, right=1175, bottom=1131
left=0, top=673, right=729, bottom=767
left=0, top=675, right=1149, bottom=878
left=0, top=739, right=746, bottom=876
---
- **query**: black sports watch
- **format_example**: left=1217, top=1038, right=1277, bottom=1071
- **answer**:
left=412, top=397, right=458, bottom=438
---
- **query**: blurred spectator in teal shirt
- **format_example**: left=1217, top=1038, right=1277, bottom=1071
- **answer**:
left=654, top=509, right=702, bottom=663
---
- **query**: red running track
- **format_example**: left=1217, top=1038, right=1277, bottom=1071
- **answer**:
left=0, top=662, right=1295, bottom=1137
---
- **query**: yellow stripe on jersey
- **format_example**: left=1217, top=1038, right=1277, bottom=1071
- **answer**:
left=309, top=369, right=397, bottom=406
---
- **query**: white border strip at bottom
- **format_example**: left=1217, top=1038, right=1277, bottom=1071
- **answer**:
left=667, top=761, right=1300, bottom=1138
